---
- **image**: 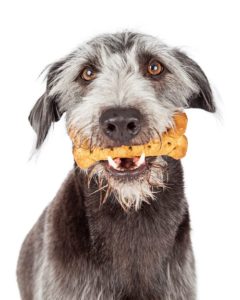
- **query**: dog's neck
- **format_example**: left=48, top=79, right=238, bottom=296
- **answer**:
left=73, top=158, right=186, bottom=250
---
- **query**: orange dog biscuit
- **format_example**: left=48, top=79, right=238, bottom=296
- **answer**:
left=69, top=112, right=188, bottom=169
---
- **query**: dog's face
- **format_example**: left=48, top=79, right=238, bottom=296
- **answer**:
left=29, top=32, right=215, bottom=210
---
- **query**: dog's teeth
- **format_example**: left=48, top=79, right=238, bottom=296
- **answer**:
left=136, top=153, right=145, bottom=167
left=107, top=156, right=118, bottom=169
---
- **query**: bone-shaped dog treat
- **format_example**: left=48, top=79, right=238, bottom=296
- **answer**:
left=68, top=112, right=188, bottom=169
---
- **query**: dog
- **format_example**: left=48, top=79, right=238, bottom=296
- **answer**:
left=17, top=32, right=215, bottom=300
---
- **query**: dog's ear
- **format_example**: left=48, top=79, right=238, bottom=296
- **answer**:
left=29, top=61, right=65, bottom=149
left=174, top=49, right=216, bottom=112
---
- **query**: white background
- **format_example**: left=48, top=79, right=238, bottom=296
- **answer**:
left=0, top=0, right=239, bottom=299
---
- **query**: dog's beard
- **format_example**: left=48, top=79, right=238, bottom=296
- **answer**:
left=87, top=156, right=167, bottom=211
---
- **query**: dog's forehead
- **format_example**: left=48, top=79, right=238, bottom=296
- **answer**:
left=80, top=32, right=169, bottom=68
left=87, top=32, right=161, bottom=54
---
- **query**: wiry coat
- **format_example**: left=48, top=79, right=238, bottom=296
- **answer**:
left=17, top=32, right=215, bottom=300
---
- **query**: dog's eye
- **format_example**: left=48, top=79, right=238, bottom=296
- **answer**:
left=81, top=67, right=96, bottom=81
left=147, top=60, right=164, bottom=76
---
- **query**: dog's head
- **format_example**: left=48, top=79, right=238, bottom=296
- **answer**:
left=29, top=32, right=215, bottom=210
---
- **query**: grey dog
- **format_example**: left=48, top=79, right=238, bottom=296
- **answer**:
left=17, top=32, right=215, bottom=300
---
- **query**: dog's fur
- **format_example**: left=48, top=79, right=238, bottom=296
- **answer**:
left=17, top=32, right=215, bottom=299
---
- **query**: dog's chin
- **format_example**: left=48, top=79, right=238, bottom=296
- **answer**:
left=88, top=156, right=167, bottom=211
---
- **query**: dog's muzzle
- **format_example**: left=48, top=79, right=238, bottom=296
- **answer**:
left=99, top=107, right=146, bottom=178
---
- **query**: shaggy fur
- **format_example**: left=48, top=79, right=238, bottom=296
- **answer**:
left=17, top=32, right=215, bottom=299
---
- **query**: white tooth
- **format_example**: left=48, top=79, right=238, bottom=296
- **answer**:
left=107, top=156, right=118, bottom=169
left=136, top=153, right=145, bottom=167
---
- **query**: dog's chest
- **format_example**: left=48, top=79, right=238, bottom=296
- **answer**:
left=87, top=202, right=177, bottom=294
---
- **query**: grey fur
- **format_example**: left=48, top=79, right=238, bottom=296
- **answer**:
left=19, top=32, right=215, bottom=299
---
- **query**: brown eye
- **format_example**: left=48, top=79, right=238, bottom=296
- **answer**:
left=81, top=67, right=96, bottom=81
left=147, top=60, right=163, bottom=76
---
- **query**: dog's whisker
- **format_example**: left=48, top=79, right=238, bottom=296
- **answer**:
left=153, top=127, right=163, bottom=145
left=101, top=185, right=111, bottom=205
left=89, top=183, right=108, bottom=196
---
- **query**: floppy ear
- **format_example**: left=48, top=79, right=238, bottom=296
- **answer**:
left=29, top=61, right=64, bottom=149
left=174, top=49, right=216, bottom=112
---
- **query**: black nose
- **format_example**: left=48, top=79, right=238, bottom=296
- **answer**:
left=100, top=108, right=142, bottom=144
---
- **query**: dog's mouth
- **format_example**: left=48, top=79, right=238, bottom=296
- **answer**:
left=101, top=153, right=155, bottom=178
